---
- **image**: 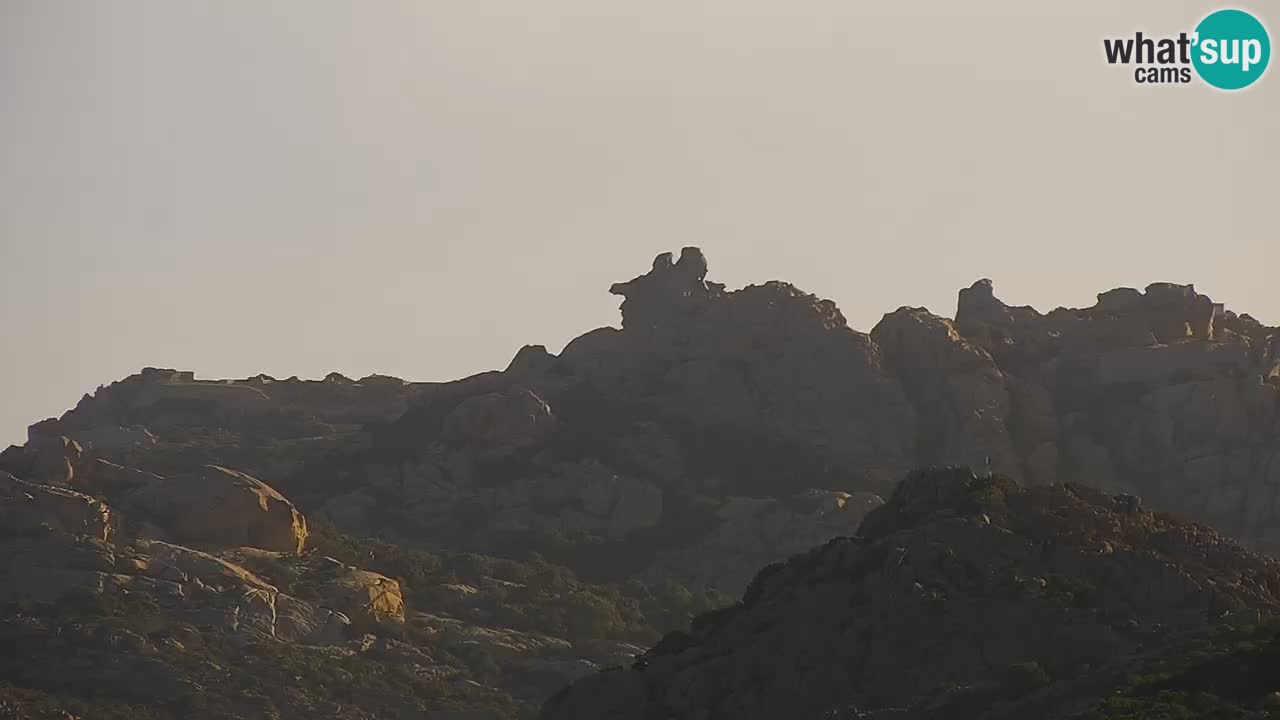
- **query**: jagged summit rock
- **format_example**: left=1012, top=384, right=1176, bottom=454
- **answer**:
left=559, top=248, right=917, bottom=491
left=609, top=247, right=723, bottom=330
left=956, top=277, right=1227, bottom=351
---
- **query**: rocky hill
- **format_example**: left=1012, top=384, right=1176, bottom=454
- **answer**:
left=541, top=468, right=1280, bottom=719
left=3, top=248, right=1280, bottom=718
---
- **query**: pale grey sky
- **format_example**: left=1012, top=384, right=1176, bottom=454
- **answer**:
left=1, top=1, right=1276, bottom=445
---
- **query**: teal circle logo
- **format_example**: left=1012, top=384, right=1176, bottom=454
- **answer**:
left=1192, top=9, right=1271, bottom=90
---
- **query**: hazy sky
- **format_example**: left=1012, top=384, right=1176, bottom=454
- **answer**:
left=1, top=1, right=1276, bottom=445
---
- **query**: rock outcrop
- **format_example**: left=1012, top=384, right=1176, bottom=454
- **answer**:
left=871, top=307, right=1018, bottom=476
left=19, top=249, right=1280, bottom=576
left=0, top=433, right=87, bottom=488
left=0, top=456, right=631, bottom=718
left=128, top=465, right=308, bottom=554
left=7, top=248, right=1280, bottom=719
left=568, top=248, right=917, bottom=491
left=0, top=472, right=111, bottom=542
left=540, top=468, right=1280, bottom=720
left=308, top=556, right=405, bottom=629
left=951, top=278, right=1280, bottom=552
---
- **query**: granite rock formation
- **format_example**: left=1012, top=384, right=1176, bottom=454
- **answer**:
left=541, top=468, right=1280, bottom=720
left=5, top=248, right=1280, bottom=719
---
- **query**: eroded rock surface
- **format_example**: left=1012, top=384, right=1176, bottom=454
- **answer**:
left=541, top=469, right=1280, bottom=720
left=128, top=465, right=308, bottom=554
left=7, top=249, right=1280, bottom=719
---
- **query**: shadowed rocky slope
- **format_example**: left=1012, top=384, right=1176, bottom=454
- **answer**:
left=541, top=468, right=1280, bottom=720
left=3, top=248, right=1280, bottom=718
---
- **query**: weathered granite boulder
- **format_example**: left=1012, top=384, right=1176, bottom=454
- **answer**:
left=307, top=556, right=405, bottom=629
left=127, top=465, right=307, bottom=554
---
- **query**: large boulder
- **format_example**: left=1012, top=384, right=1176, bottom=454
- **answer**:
left=308, top=557, right=405, bottom=629
left=127, top=465, right=307, bottom=553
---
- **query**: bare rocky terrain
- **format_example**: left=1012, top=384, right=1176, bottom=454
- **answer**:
left=4, top=248, right=1280, bottom=719
left=543, top=469, right=1280, bottom=719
